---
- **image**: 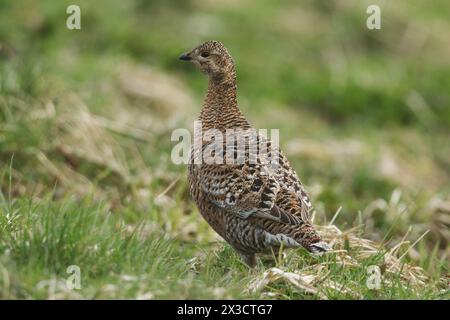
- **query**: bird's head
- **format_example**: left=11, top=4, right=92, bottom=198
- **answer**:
left=179, top=40, right=235, bottom=81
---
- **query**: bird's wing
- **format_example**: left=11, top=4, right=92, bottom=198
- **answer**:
left=197, top=132, right=309, bottom=225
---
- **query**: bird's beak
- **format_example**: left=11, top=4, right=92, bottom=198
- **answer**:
left=179, top=53, right=192, bottom=61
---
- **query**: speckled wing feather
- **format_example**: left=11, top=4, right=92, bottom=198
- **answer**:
left=195, top=132, right=312, bottom=226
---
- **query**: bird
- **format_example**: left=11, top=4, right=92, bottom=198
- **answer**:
left=180, top=40, right=330, bottom=267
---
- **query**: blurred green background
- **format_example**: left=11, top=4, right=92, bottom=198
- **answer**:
left=0, top=0, right=448, bottom=298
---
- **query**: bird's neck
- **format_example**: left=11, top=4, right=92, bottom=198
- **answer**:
left=200, top=72, right=250, bottom=131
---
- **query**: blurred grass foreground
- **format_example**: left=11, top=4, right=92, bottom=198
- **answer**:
left=0, top=0, right=449, bottom=299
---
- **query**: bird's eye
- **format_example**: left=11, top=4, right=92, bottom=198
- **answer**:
left=200, top=52, right=210, bottom=58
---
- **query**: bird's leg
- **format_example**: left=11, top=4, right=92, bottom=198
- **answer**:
left=237, top=251, right=256, bottom=268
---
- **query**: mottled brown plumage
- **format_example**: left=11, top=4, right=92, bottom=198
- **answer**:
left=181, top=41, right=330, bottom=267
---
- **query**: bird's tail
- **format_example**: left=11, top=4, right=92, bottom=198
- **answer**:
left=292, top=223, right=331, bottom=254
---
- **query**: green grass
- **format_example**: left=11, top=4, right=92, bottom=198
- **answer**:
left=0, top=192, right=446, bottom=299
left=0, top=0, right=449, bottom=299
